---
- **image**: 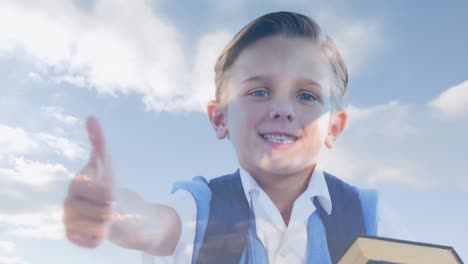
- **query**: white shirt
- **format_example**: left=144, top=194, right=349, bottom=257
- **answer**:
left=239, top=166, right=332, bottom=264
left=168, top=166, right=330, bottom=264
left=150, top=166, right=405, bottom=264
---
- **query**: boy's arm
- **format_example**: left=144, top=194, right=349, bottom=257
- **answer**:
left=62, top=117, right=181, bottom=256
left=108, top=189, right=181, bottom=255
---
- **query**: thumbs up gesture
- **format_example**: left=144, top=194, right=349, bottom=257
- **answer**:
left=63, top=117, right=114, bottom=248
left=63, top=117, right=181, bottom=254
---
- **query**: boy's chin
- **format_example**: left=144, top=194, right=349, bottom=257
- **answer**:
left=241, top=156, right=316, bottom=177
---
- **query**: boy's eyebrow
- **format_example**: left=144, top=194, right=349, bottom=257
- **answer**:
left=241, top=75, right=272, bottom=84
left=241, top=75, right=322, bottom=89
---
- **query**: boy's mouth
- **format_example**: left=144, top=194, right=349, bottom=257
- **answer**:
left=259, top=132, right=298, bottom=144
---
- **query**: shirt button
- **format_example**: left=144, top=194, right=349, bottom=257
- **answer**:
left=279, top=249, right=288, bottom=257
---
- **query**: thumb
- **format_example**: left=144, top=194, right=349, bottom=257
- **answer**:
left=86, top=116, right=106, bottom=159
left=86, top=116, right=114, bottom=186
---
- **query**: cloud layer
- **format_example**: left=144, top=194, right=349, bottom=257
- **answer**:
left=320, top=80, right=468, bottom=190
left=428, top=80, right=468, bottom=118
left=0, top=124, right=86, bottom=161
left=0, top=0, right=382, bottom=112
left=0, top=114, right=83, bottom=243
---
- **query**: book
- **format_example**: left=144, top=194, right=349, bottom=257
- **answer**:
left=338, top=235, right=463, bottom=264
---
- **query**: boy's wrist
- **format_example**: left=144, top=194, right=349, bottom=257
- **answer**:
left=107, top=190, right=181, bottom=255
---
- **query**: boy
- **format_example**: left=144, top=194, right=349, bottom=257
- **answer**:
left=63, top=11, right=378, bottom=263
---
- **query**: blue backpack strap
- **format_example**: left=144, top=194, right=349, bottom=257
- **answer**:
left=196, top=170, right=251, bottom=264
left=238, top=204, right=268, bottom=264
left=306, top=198, right=332, bottom=264
left=320, top=172, right=368, bottom=264
left=171, top=176, right=212, bottom=264
left=246, top=202, right=268, bottom=264
left=359, top=189, right=378, bottom=236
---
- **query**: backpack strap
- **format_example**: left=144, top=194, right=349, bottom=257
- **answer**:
left=359, top=189, right=378, bottom=236
left=240, top=203, right=268, bottom=264
left=306, top=199, right=333, bottom=264
left=196, top=170, right=251, bottom=264
left=171, top=176, right=212, bottom=264
left=320, top=172, right=369, bottom=264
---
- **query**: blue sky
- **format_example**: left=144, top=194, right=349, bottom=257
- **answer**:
left=0, top=0, right=467, bottom=263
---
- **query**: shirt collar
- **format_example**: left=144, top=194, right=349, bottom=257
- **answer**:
left=238, top=165, right=332, bottom=215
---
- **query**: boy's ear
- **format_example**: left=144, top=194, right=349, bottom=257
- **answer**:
left=207, top=100, right=229, bottom=139
left=325, top=110, right=347, bottom=148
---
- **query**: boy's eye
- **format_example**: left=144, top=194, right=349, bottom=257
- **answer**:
left=297, top=92, right=318, bottom=102
left=249, top=89, right=269, bottom=97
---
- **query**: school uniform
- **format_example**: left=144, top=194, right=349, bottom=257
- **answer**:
left=168, top=165, right=379, bottom=263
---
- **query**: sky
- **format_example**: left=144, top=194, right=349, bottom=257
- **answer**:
left=0, top=0, right=467, bottom=263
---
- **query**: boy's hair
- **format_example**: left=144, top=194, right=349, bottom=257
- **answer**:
left=214, top=11, right=348, bottom=110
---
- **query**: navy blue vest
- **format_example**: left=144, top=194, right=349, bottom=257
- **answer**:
left=173, top=170, right=376, bottom=264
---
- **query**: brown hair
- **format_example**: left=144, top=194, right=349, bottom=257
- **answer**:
left=214, top=11, right=348, bottom=110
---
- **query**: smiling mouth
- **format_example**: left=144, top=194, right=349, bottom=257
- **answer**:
left=259, top=133, right=298, bottom=144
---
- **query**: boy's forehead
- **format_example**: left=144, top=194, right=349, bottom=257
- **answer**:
left=228, top=36, right=330, bottom=84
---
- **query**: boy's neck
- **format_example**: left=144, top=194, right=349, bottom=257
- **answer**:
left=247, top=164, right=316, bottom=226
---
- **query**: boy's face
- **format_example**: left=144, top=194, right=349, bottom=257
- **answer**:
left=208, top=35, right=346, bottom=179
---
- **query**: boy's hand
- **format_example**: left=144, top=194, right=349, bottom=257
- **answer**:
left=63, top=116, right=181, bottom=255
left=63, top=116, right=114, bottom=248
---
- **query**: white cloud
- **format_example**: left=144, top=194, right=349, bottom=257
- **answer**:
left=0, top=257, right=26, bottom=264
left=0, top=125, right=39, bottom=158
left=346, top=101, right=399, bottom=123
left=141, top=30, right=232, bottom=112
left=35, top=133, right=87, bottom=160
left=0, top=145, right=70, bottom=242
left=345, top=101, right=417, bottom=138
left=368, top=166, right=433, bottom=189
left=319, top=89, right=467, bottom=190
left=0, top=0, right=190, bottom=111
left=40, top=106, right=79, bottom=126
left=333, top=22, right=382, bottom=75
left=318, top=147, right=368, bottom=182
left=26, top=72, right=43, bottom=82
left=0, top=157, right=72, bottom=186
left=316, top=12, right=383, bottom=75
left=0, top=241, right=16, bottom=254
left=0, top=205, right=64, bottom=240
left=0, top=123, right=86, bottom=161
left=52, top=74, right=87, bottom=87
left=319, top=146, right=431, bottom=189
left=428, top=80, right=468, bottom=118
left=0, top=121, right=76, bottom=246
left=0, top=0, right=76, bottom=65
left=0, top=1, right=383, bottom=113
left=184, top=31, right=233, bottom=112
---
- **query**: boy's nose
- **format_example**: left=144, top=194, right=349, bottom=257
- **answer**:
left=269, top=95, right=296, bottom=121
left=269, top=108, right=296, bottom=121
